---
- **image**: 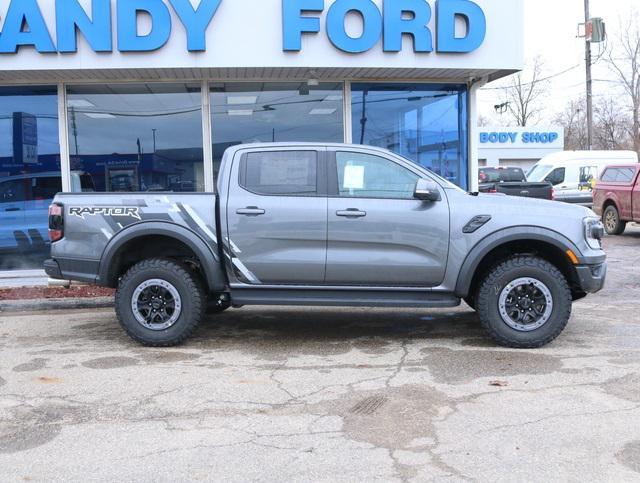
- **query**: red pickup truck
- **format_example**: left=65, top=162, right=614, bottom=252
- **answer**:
left=593, top=164, right=640, bottom=235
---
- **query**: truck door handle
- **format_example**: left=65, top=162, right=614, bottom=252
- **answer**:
left=4, top=207, right=20, bottom=212
left=336, top=209, right=367, bottom=218
left=236, top=207, right=266, bottom=216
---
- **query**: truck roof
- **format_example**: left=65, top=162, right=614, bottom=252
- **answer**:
left=538, top=150, right=639, bottom=165
left=223, top=142, right=395, bottom=156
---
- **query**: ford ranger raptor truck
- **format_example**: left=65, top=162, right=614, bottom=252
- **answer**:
left=45, top=143, right=607, bottom=348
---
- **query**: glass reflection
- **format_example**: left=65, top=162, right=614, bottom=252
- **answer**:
left=210, top=82, right=344, bottom=181
left=67, top=83, right=204, bottom=192
left=0, top=86, right=60, bottom=270
left=351, top=83, right=468, bottom=189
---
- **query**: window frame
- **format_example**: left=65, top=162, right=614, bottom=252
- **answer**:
left=237, top=149, right=328, bottom=198
left=327, top=149, right=424, bottom=201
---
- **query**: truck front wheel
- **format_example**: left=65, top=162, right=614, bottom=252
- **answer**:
left=115, top=258, right=205, bottom=347
left=476, top=256, right=572, bottom=348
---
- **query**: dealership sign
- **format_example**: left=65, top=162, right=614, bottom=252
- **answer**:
left=0, top=0, right=486, bottom=54
left=479, top=128, right=565, bottom=150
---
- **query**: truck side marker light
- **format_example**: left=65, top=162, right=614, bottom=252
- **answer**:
left=566, top=250, right=579, bottom=265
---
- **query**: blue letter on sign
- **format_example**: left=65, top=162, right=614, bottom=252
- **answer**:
left=437, top=0, right=486, bottom=53
left=282, top=0, right=324, bottom=51
left=56, top=0, right=113, bottom=53
left=327, top=0, right=382, bottom=53
left=383, top=0, right=433, bottom=53
left=169, top=0, right=221, bottom=51
left=117, top=0, right=172, bottom=52
left=0, top=0, right=55, bottom=53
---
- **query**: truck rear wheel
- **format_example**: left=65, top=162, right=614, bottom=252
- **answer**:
left=603, top=205, right=626, bottom=235
left=115, top=258, right=205, bottom=347
left=476, top=256, right=572, bottom=348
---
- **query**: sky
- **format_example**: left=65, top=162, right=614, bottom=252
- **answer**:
left=477, top=0, right=639, bottom=126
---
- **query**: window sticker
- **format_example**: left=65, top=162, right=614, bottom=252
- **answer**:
left=343, top=165, right=365, bottom=190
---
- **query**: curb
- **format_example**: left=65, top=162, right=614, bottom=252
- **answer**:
left=0, top=297, right=114, bottom=313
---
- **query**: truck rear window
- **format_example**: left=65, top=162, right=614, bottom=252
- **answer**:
left=601, top=167, right=637, bottom=183
left=479, top=167, right=526, bottom=183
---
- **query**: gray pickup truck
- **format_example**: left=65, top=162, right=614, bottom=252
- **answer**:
left=46, top=143, right=607, bottom=348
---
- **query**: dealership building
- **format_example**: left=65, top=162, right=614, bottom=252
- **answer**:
left=0, top=0, right=523, bottom=271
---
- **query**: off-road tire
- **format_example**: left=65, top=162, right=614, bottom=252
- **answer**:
left=115, top=258, right=205, bottom=347
left=603, top=205, right=626, bottom=235
left=476, top=256, right=572, bottom=348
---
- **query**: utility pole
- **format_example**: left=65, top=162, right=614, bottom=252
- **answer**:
left=584, top=0, right=593, bottom=150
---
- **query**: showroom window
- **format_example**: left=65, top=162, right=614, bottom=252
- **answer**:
left=351, top=83, right=469, bottom=190
left=66, top=83, right=204, bottom=192
left=210, top=82, right=344, bottom=181
left=0, top=86, right=60, bottom=270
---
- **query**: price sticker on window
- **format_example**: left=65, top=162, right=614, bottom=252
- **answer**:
left=343, top=165, right=365, bottom=190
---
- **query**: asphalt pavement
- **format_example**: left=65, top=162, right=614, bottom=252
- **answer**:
left=1, top=227, right=639, bottom=482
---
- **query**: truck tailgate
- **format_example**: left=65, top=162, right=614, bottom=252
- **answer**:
left=495, top=182, right=553, bottom=200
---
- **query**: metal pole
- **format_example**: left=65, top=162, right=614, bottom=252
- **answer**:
left=584, top=0, right=593, bottom=150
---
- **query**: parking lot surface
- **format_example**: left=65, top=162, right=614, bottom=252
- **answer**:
left=1, top=227, right=639, bottom=482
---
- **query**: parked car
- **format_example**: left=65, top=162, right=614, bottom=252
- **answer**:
left=0, top=171, right=93, bottom=267
left=478, top=166, right=553, bottom=200
left=46, top=143, right=606, bottom=349
left=593, top=164, right=640, bottom=235
left=527, top=151, right=639, bottom=206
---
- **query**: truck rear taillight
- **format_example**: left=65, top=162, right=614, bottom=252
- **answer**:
left=48, top=203, right=64, bottom=242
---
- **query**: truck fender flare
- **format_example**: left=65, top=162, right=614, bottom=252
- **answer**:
left=454, top=226, right=582, bottom=298
left=98, top=221, right=226, bottom=292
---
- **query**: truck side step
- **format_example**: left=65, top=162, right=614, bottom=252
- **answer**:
left=230, top=288, right=461, bottom=308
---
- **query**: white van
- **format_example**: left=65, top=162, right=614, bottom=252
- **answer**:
left=527, top=151, right=639, bottom=206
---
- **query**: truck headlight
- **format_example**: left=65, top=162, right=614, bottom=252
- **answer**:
left=584, top=217, right=604, bottom=249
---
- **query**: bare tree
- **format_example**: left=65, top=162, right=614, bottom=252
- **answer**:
left=477, top=114, right=492, bottom=127
left=606, top=11, right=640, bottom=155
left=502, top=57, right=549, bottom=127
left=554, top=99, right=588, bottom=150
left=594, top=98, right=632, bottom=150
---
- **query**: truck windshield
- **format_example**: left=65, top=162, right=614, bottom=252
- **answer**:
left=527, top=165, right=553, bottom=182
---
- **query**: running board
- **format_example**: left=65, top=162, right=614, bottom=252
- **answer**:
left=230, top=288, right=461, bottom=308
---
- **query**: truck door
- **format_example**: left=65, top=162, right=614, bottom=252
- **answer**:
left=225, top=148, right=328, bottom=285
left=633, top=168, right=640, bottom=221
left=325, top=149, right=450, bottom=287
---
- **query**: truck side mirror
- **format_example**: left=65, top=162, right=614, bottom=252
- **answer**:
left=414, top=179, right=441, bottom=202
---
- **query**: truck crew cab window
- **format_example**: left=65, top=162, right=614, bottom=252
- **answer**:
left=240, top=151, right=318, bottom=196
left=335, top=152, right=419, bottom=199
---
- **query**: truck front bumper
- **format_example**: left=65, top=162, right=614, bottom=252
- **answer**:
left=575, top=262, right=607, bottom=294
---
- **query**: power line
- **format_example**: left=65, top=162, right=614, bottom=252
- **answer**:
left=481, top=64, right=583, bottom=90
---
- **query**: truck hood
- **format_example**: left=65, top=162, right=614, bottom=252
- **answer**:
left=469, top=192, right=595, bottom=219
